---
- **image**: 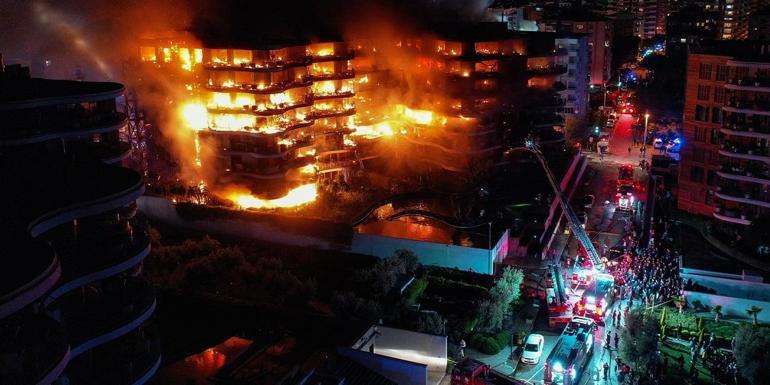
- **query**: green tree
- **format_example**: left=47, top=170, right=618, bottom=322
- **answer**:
left=477, top=267, right=524, bottom=333
left=619, top=309, right=660, bottom=382
left=747, top=306, right=763, bottom=325
left=477, top=299, right=505, bottom=333
left=415, top=311, right=446, bottom=336
left=734, top=324, right=770, bottom=385
left=713, top=305, right=723, bottom=323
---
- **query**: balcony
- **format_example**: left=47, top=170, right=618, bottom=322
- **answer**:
left=311, top=51, right=354, bottom=63
left=313, top=90, right=355, bottom=100
left=0, top=239, right=60, bottom=319
left=310, top=106, right=356, bottom=119
left=228, top=155, right=314, bottom=180
left=720, top=122, right=770, bottom=140
left=527, top=65, right=568, bottom=76
left=310, top=71, right=355, bottom=81
left=0, top=314, right=70, bottom=385
left=0, top=112, right=128, bottom=145
left=223, top=136, right=314, bottom=158
left=205, top=77, right=312, bottom=94
left=718, top=164, right=770, bottom=185
left=723, top=99, right=770, bottom=116
left=718, top=143, right=770, bottom=163
left=725, top=77, right=770, bottom=93
left=713, top=206, right=752, bottom=225
left=715, top=185, right=770, bottom=209
left=204, top=56, right=312, bottom=72
left=43, top=215, right=151, bottom=304
left=65, top=327, right=160, bottom=385
left=208, top=96, right=314, bottom=117
left=57, top=277, right=156, bottom=358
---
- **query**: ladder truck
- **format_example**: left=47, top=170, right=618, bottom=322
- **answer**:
left=523, top=138, right=602, bottom=327
left=524, top=138, right=601, bottom=268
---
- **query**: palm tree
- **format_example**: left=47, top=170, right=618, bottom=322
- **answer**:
left=746, top=306, right=763, bottom=325
left=713, top=305, right=723, bottom=323
left=674, top=296, right=686, bottom=314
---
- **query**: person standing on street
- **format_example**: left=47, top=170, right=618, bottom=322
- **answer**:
left=603, top=362, right=610, bottom=380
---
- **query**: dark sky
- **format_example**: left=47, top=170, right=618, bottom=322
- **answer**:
left=0, top=0, right=493, bottom=80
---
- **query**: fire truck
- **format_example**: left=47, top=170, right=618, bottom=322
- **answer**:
left=545, top=264, right=571, bottom=328
left=574, top=274, right=615, bottom=324
left=544, top=317, right=597, bottom=385
left=617, top=164, right=634, bottom=187
left=451, top=358, right=528, bottom=385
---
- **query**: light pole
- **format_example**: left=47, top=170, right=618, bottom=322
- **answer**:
left=643, top=112, right=650, bottom=149
left=603, top=87, right=608, bottom=110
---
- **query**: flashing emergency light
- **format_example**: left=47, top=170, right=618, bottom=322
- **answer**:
left=553, top=362, right=564, bottom=372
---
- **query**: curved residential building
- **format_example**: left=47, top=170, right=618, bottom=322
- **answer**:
left=0, top=64, right=158, bottom=385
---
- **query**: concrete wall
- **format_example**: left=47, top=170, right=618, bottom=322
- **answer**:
left=351, top=325, right=447, bottom=385
left=681, top=272, right=770, bottom=302
left=684, top=291, right=770, bottom=323
left=138, top=196, right=335, bottom=249
left=337, top=347, right=428, bottom=385
left=351, top=229, right=510, bottom=275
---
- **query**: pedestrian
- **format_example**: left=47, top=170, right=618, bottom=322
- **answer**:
left=615, top=356, right=622, bottom=374
left=603, top=362, right=610, bottom=380
left=614, top=333, right=620, bottom=349
left=628, top=146, right=632, bottom=156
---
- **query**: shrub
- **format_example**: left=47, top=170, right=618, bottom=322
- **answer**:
left=403, top=278, right=428, bottom=306
left=494, top=331, right=512, bottom=349
left=479, top=337, right=502, bottom=355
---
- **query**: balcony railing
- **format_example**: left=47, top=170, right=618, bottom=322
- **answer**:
left=59, top=277, right=155, bottom=356
left=719, top=142, right=770, bottom=158
left=205, top=77, right=312, bottom=94
left=527, top=65, right=568, bottom=75
left=310, top=106, right=356, bottom=119
left=44, top=215, right=151, bottom=299
left=720, top=163, right=770, bottom=181
left=726, top=77, right=770, bottom=88
left=204, top=56, right=312, bottom=71
left=224, top=136, right=314, bottom=156
left=0, top=315, right=69, bottom=385
left=208, top=96, right=314, bottom=116
left=722, top=122, right=770, bottom=135
left=310, top=71, right=355, bottom=81
left=724, top=99, right=770, bottom=112
left=716, top=184, right=770, bottom=208
left=1, top=112, right=127, bottom=143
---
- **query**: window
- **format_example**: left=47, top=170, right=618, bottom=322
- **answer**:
left=711, top=107, right=722, bottom=123
left=710, top=129, right=720, bottom=145
left=690, top=166, right=704, bottom=182
left=714, top=87, right=725, bottom=103
left=708, top=150, right=720, bottom=163
left=697, top=85, right=711, bottom=100
left=716, top=65, right=728, bottom=81
left=707, top=170, right=717, bottom=186
left=695, top=127, right=707, bottom=142
left=699, top=63, right=712, bottom=80
left=695, top=105, right=709, bottom=121
left=693, top=148, right=706, bottom=162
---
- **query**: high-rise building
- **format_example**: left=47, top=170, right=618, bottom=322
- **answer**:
left=677, top=41, right=770, bottom=228
left=639, top=0, right=668, bottom=39
left=548, top=15, right=613, bottom=86
left=0, top=63, right=158, bottom=384
left=719, top=0, right=763, bottom=40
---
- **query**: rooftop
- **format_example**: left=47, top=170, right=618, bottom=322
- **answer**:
left=690, top=40, right=770, bottom=62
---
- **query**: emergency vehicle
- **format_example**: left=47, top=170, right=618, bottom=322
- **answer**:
left=574, top=274, right=615, bottom=324
left=544, top=317, right=597, bottom=385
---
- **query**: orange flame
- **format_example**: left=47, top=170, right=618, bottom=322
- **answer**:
left=227, top=183, right=318, bottom=209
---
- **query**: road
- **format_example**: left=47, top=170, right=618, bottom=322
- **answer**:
left=511, top=113, right=650, bottom=385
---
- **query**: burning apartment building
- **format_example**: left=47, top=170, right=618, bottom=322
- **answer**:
left=135, top=20, right=580, bottom=210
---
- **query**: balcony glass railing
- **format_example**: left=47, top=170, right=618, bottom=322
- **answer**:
left=1, top=112, right=127, bottom=141
left=724, top=99, right=770, bottom=111
left=720, top=142, right=770, bottom=158
left=57, top=277, right=155, bottom=347
left=727, top=77, right=770, bottom=88
left=720, top=163, right=770, bottom=180
left=722, top=122, right=770, bottom=134
left=205, top=77, right=312, bottom=94
left=205, top=56, right=311, bottom=70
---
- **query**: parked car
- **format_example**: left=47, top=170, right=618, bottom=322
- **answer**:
left=520, top=334, right=545, bottom=364
left=582, top=194, right=595, bottom=209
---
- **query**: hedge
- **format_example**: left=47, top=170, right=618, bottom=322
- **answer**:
left=468, top=331, right=512, bottom=355
left=426, top=266, right=495, bottom=288
left=175, top=202, right=353, bottom=241
left=425, top=276, right=489, bottom=302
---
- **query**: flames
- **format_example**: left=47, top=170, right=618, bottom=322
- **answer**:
left=350, top=121, right=395, bottom=139
left=181, top=103, right=208, bottom=130
left=227, top=183, right=318, bottom=209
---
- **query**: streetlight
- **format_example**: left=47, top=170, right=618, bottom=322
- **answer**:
left=603, top=87, right=608, bottom=109
left=643, top=112, right=650, bottom=149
